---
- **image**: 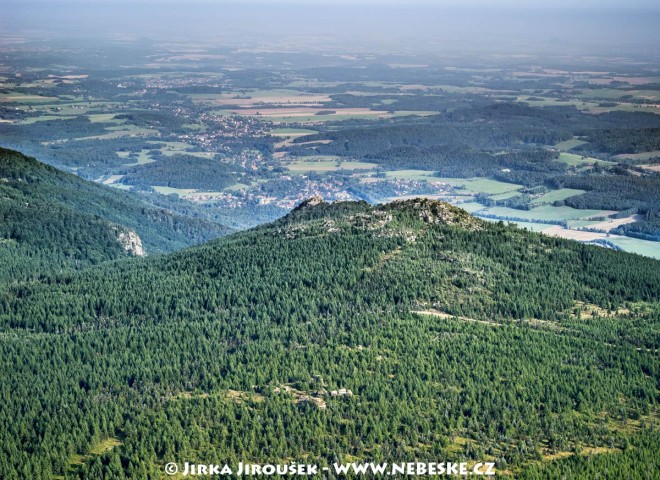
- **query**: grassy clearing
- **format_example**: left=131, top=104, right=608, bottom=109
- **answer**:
left=577, top=88, right=660, bottom=101
left=89, top=437, right=123, bottom=456
left=382, top=172, right=523, bottom=195
left=77, top=126, right=157, bottom=141
left=437, top=177, right=524, bottom=195
left=270, top=128, right=318, bottom=135
left=267, top=113, right=388, bottom=123
left=116, top=150, right=155, bottom=166
left=489, top=191, right=522, bottom=201
left=179, top=191, right=224, bottom=199
left=414, top=310, right=503, bottom=327
left=554, top=138, right=588, bottom=150
left=65, top=437, right=122, bottom=476
left=384, top=170, right=436, bottom=181
left=188, top=89, right=327, bottom=105
left=226, top=389, right=265, bottom=403
left=151, top=186, right=198, bottom=196
left=0, top=92, right=59, bottom=103
left=606, top=237, right=660, bottom=259
left=234, top=88, right=304, bottom=98
left=521, top=97, right=652, bottom=115
left=162, top=150, right=215, bottom=159
left=225, top=183, right=251, bottom=192
left=566, top=219, right=603, bottom=229
left=87, top=113, right=124, bottom=124
left=445, top=436, right=479, bottom=455
left=391, top=110, right=439, bottom=117
left=437, top=85, right=496, bottom=94
left=481, top=205, right=608, bottom=222
left=615, top=151, right=660, bottom=161
left=557, top=153, right=614, bottom=166
left=182, top=123, right=206, bottom=131
left=101, top=175, right=124, bottom=185
left=287, top=159, right=377, bottom=173
left=146, top=140, right=214, bottom=157
left=520, top=96, right=591, bottom=108
left=455, top=202, right=486, bottom=213
left=291, top=155, right=342, bottom=161
left=16, top=115, right=63, bottom=124
left=530, top=188, right=586, bottom=205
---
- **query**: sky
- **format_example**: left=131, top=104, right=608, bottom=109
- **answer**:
left=2, top=0, right=658, bottom=5
left=2, top=1, right=659, bottom=55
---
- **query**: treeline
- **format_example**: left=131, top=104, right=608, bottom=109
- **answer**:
left=615, top=210, right=660, bottom=242
left=574, top=127, right=660, bottom=155
left=549, top=174, right=660, bottom=240
left=552, top=174, right=660, bottom=211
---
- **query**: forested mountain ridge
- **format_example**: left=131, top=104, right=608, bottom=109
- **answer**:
left=0, top=148, right=232, bottom=280
left=1, top=194, right=658, bottom=478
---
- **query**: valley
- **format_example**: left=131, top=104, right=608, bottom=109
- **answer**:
left=1, top=3, right=659, bottom=478
left=1, top=40, right=659, bottom=256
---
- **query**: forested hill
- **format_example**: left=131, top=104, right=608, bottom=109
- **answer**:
left=0, top=148, right=232, bottom=280
left=1, top=196, right=658, bottom=478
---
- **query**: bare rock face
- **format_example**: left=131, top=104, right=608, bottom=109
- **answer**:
left=117, top=229, right=145, bottom=256
left=382, top=198, right=482, bottom=230
left=293, top=196, right=325, bottom=211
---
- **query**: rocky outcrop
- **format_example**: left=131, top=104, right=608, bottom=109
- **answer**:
left=117, top=229, right=145, bottom=256
left=292, top=195, right=325, bottom=211
left=380, top=198, right=482, bottom=230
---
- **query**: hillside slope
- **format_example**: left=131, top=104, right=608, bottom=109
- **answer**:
left=0, top=198, right=658, bottom=478
left=0, top=148, right=231, bottom=279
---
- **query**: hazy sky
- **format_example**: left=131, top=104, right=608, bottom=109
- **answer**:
left=2, top=0, right=659, bottom=6
left=2, top=0, right=659, bottom=55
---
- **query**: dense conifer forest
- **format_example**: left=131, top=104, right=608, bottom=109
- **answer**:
left=1, top=3, right=659, bottom=477
left=0, top=164, right=657, bottom=477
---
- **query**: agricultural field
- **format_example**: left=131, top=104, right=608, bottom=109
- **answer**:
left=116, top=150, right=155, bottom=165
left=615, top=151, right=660, bottom=161
left=1, top=21, right=660, bottom=479
left=640, top=163, right=660, bottom=172
left=151, top=186, right=198, bottom=195
left=557, top=153, right=614, bottom=167
left=529, top=188, right=586, bottom=205
left=554, top=138, right=587, bottom=150
left=434, top=177, right=524, bottom=195
left=384, top=170, right=438, bottom=181
left=606, top=236, right=660, bottom=259
left=383, top=172, right=523, bottom=196
left=270, top=128, right=319, bottom=136
left=286, top=158, right=377, bottom=173
left=478, top=205, right=611, bottom=222
left=0, top=41, right=657, bottom=257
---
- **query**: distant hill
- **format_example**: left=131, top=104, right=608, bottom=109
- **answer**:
left=1, top=196, right=658, bottom=478
left=0, top=147, right=231, bottom=280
